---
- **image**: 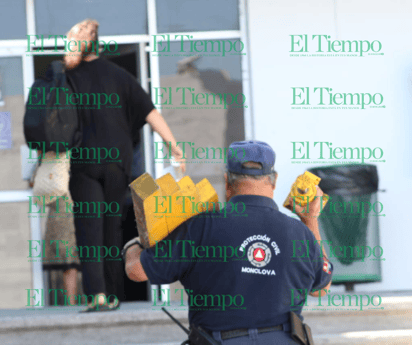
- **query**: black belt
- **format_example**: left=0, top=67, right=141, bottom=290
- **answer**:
left=219, top=325, right=284, bottom=340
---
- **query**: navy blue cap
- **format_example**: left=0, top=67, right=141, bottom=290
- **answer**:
left=227, top=140, right=276, bottom=176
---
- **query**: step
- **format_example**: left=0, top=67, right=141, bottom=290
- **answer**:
left=0, top=291, right=410, bottom=344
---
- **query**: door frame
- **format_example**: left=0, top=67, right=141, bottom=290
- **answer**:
left=0, top=0, right=254, bottom=306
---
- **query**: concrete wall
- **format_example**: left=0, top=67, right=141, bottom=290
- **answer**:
left=247, top=0, right=412, bottom=291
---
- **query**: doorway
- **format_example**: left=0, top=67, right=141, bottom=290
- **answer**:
left=33, top=43, right=150, bottom=303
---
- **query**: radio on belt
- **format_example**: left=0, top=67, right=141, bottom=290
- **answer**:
left=129, top=172, right=219, bottom=248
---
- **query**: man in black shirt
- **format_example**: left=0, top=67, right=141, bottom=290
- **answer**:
left=64, top=19, right=185, bottom=311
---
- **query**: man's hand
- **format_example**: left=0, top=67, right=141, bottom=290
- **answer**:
left=124, top=237, right=148, bottom=282
left=145, top=109, right=186, bottom=173
left=310, top=282, right=332, bottom=297
left=288, top=186, right=324, bottom=223
left=171, top=147, right=186, bottom=173
left=290, top=186, right=330, bottom=262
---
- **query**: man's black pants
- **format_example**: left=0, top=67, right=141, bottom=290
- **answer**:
left=69, top=163, right=128, bottom=300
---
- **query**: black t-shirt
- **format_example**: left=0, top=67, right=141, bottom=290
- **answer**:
left=66, top=58, right=154, bottom=178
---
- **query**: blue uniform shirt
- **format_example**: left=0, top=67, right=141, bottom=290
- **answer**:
left=140, top=195, right=333, bottom=332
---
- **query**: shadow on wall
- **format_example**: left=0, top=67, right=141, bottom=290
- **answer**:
left=197, top=69, right=245, bottom=148
left=177, top=55, right=245, bottom=148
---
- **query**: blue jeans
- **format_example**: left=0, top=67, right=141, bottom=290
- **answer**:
left=211, top=325, right=300, bottom=345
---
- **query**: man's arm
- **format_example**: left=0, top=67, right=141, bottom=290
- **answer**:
left=289, top=186, right=332, bottom=297
left=146, top=109, right=186, bottom=172
left=125, top=221, right=197, bottom=285
left=301, top=217, right=331, bottom=297
left=310, top=282, right=332, bottom=297
left=125, top=244, right=148, bottom=282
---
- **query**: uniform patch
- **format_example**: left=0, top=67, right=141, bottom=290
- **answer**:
left=253, top=248, right=265, bottom=262
left=323, top=260, right=332, bottom=274
left=247, top=242, right=272, bottom=268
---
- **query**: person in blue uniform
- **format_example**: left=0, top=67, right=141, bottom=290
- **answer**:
left=123, top=140, right=333, bottom=344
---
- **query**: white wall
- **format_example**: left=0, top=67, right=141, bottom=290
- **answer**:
left=247, top=0, right=412, bottom=291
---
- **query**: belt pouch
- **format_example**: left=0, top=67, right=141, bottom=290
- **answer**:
left=290, top=312, right=307, bottom=345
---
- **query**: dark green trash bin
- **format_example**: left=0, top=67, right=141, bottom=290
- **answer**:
left=309, top=165, right=383, bottom=285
